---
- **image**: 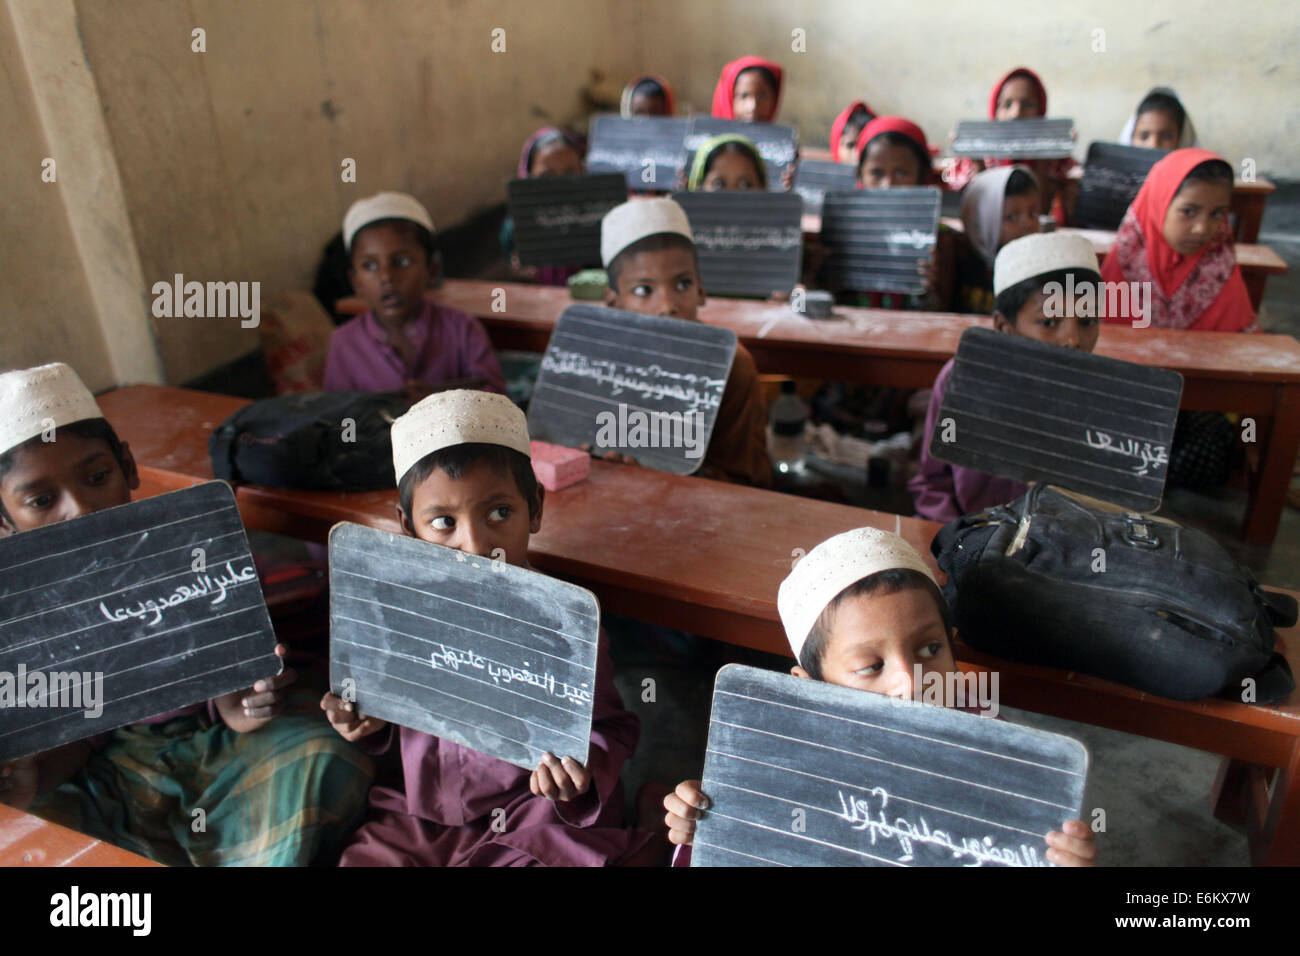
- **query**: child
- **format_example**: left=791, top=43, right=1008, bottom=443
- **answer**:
left=954, top=165, right=1041, bottom=313
left=322, top=389, right=662, bottom=866
left=502, top=127, right=587, bottom=286
left=1100, top=148, right=1256, bottom=332
left=323, top=192, right=507, bottom=399
left=910, top=232, right=1102, bottom=521
left=687, top=134, right=767, bottom=191
left=1120, top=87, right=1197, bottom=151
left=710, top=56, right=783, bottom=123
left=0, top=363, right=374, bottom=866
left=621, top=75, right=676, bottom=117
left=597, top=198, right=772, bottom=488
left=663, top=527, right=1097, bottom=866
left=830, top=100, right=873, bottom=165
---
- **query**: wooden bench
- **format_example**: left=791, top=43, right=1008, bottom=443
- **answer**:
left=0, top=804, right=159, bottom=866
left=409, top=279, right=1300, bottom=546
left=97, top=384, right=1300, bottom=864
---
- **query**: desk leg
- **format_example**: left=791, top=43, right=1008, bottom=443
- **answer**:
left=1243, top=384, right=1300, bottom=545
left=1234, top=195, right=1265, bottom=245
left=1260, top=741, right=1300, bottom=866
left=1244, top=273, right=1266, bottom=312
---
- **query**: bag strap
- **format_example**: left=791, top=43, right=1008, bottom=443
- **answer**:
left=1257, top=587, right=1299, bottom=628
left=1253, top=652, right=1296, bottom=705
left=209, top=423, right=239, bottom=482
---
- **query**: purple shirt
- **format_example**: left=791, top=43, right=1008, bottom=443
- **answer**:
left=322, top=300, right=507, bottom=395
left=909, top=358, right=1026, bottom=522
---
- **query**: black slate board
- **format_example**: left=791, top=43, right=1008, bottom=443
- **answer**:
left=586, top=115, right=689, bottom=191
left=329, top=523, right=600, bottom=769
left=671, top=191, right=803, bottom=297
left=793, top=158, right=858, bottom=215
left=1073, top=142, right=1165, bottom=230
left=691, top=665, right=1088, bottom=867
left=951, top=118, right=1075, bottom=159
left=0, top=482, right=278, bottom=761
left=683, top=117, right=799, bottom=192
left=506, top=173, right=628, bottom=268
left=931, top=327, right=1183, bottom=511
left=526, top=303, right=735, bottom=475
left=819, top=187, right=941, bottom=294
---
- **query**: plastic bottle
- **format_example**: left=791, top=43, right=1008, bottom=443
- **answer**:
left=769, top=380, right=808, bottom=475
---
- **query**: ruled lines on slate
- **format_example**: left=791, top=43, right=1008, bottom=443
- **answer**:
left=673, top=191, right=804, bottom=298
left=328, top=523, right=601, bottom=769
left=819, top=187, right=942, bottom=295
left=586, top=115, right=690, bottom=191
left=951, top=118, right=1076, bottom=159
left=1074, top=142, right=1165, bottom=230
left=682, top=117, right=799, bottom=192
left=793, top=158, right=858, bottom=216
left=506, top=173, right=627, bottom=268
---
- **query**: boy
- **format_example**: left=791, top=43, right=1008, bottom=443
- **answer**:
left=0, top=363, right=373, bottom=866
left=664, top=526, right=1097, bottom=866
left=321, top=389, right=663, bottom=866
left=910, top=232, right=1102, bottom=521
left=597, top=198, right=773, bottom=488
left=322, top=192, right=507, bottom=400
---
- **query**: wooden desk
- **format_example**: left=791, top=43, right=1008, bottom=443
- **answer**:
left=0, top=805, right=159, bottom=866
left=98, top=384, right=1300, bottom=863
left=422, top=279, right=1300, bottom=545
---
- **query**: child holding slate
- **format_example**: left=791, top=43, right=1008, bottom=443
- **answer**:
left=830, top=100, right=873, bottom=165
left=910, top=232, right=1102, bottom=521
left=322, top=389, right=663, bottom=866
left=663, top=527, right=1097, bottom=866
left=954, top=165, right=1041, bottom=314
left=501, top=127, right=587, bottom=286
left=1119, top=87, right=1197, bottom=151
left=687, top=134, right=767, bottom=191
left=596, top=198, right=773, bottom=488
left=323, top=192, right=507, bottom=399
left=711, top=55, right=783, bottom=123
left=621, top=75, right=676, bottom=117
left=0, top=363, right=374, bottom=866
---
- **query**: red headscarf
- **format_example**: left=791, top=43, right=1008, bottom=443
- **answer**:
left=829, top=100, right=873, bottom=158
left=711, top=56, right=783, bottom=120
left=1100, top=148, right=1257, bottom=332
left=854, top=116, right=931, bottom=186
left=989, top=67, right=1047, bottom=118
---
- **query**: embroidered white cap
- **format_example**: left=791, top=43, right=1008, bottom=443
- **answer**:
left=777, top=527, right=937, bottom=660
left=0, top=363, right=103, bottom=456
left=601, top=197, right=694, bottom=268
left=391, top=389, right=531, bottom=483
left=343, top=192, right=436, bottom=252
left=993, top=232, right=1100, bottom=297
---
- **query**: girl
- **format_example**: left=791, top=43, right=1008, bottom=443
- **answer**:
left=501, top=127, right=586, bottom=286
left=710, top=55, right=783, bottom=123
left=953, top=165, right=1041, bottom=313
left=687, top=134, right=767, bottom=191
left=1119, top=87, right=1197, bottom=151
left=620, top=75, right=676, bottom=117
left=830, top=100, right=874, bottom=165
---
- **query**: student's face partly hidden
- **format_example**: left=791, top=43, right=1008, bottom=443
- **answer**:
left=836, top=123, right=865, bottom=165
left=349, top=223, right=434, bottom=327
left=994, top=77, right=1042, bottom=120
left=731, top=70, right=776, bottom=123
left=401, top=458, right=542, bottom=568
left=529, top=142, right=583, bottom=178
left=1162, top=180, right=1232, bottom=257
left=859, top=141, right=923, bottom=189
left=629, top=90, right=668, bottom=117
left=998, top=191, right=1042, bottom=248
left=606, top=247, right=705, bottom=322
left=701, top=151, right=764, bottom=191
left=994, top=290, right=1101, bottom=352
left=793, top=588, right=956, bottom=700
left=1132, top=110, right=1180, bottom=151
left=0, top=434, right=138, bottom=534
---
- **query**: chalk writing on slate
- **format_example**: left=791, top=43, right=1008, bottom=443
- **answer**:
left=672, top=191, right=803, bottom=298
left=684, top=117, right=799, bottom=192
left=1073, top=142, right=1165, bottom=230
left=951, top=118, right=1075, bottom=159
left=328, top=523, right=599, bottom=768
left=0, top=482, right=279, bottom=762
left=527, top=303, right=736, bottom=475
left=819, top=187, right=941, bottom=294
left=506, top=173, right=628, bottom=268
left=931, top=327, right=1183, bottom=511
left=586, top=115, right=689, bottom=192
left=793, top=158, right=859, bottom=216
left=691, top=665, right=1088, bottom=867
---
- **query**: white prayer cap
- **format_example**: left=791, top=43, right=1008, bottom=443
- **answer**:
left=601, top=197, right=694, bottom=268
left=343, top=192, right=436, bottom=252
left=0, top=363, right=103, bottom=456
left=778, top=527, right=936, bottom=660
left=391, top=389, right=531, bottom=483
left=993, top=232, right=1100, bottom=297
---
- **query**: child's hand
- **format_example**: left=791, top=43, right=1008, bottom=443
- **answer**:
left=663, top=779, right=709, bottom=846
left=578, top=443, right=640, bottom=466
left=529, top=752, right=591, bottom=802
left=780, top=164, right=796, bottom=191
left=1046, top=819, right=1096, bottom=866
left=0, top=757, right=39, bottom=811
left=917, top=256, right=937, bottom=297
left=509, top=253, right=541, bottom=282
left=239, top=644, right=295, bottom=721
left=320, top=692, right=387, bottom=742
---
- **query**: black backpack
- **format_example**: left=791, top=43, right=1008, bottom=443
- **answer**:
left=209, top=391, right=410, bottom=492
left=932, top=484, right=1296, bottom=704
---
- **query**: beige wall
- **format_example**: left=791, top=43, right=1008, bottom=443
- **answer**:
left=4, top=0, right=1296, bottom=388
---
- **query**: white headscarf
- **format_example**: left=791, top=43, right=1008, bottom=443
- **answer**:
left=959, top=165, right=1038, bottom=267
left=1118, top=87, right=1197, bottom=148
